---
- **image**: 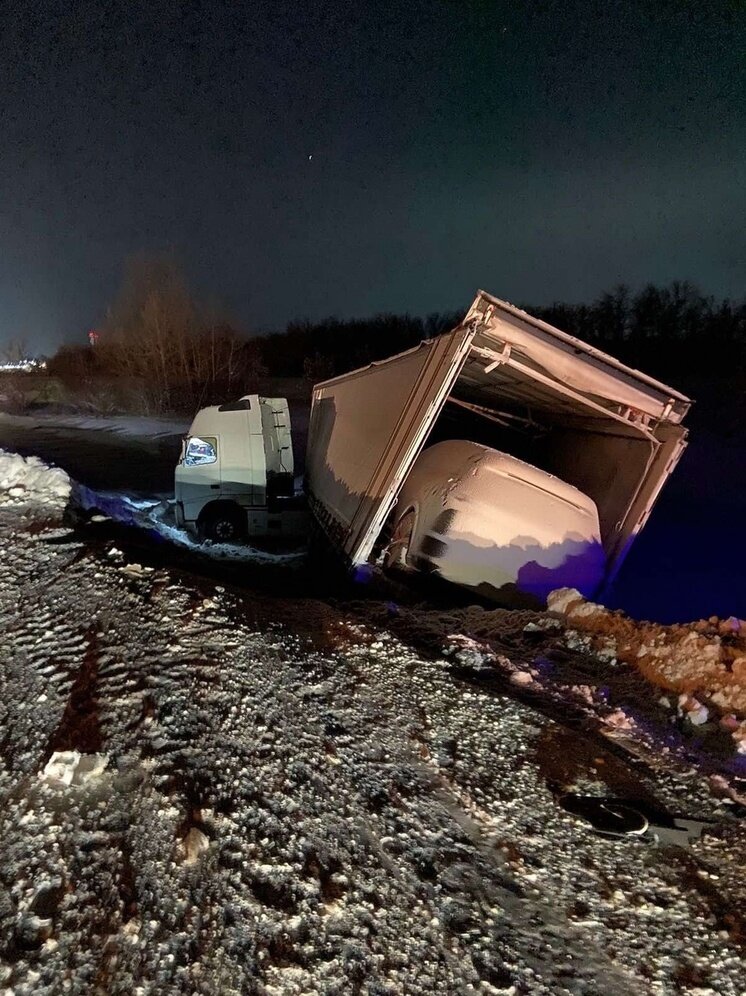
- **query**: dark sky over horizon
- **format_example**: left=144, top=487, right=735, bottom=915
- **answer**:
left=1, top=0, right=744, bottom=351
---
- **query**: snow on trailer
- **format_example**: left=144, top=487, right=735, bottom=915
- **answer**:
left=306, top=290, right=691, bottom=598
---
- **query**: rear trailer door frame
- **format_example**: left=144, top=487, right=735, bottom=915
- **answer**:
left=601, top=422, right=688, bottom=590
left=460, top=292, right=691, bottom=588
left=347, top=324, right=476, bottom=564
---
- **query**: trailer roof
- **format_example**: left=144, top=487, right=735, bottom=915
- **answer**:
left=470, top=290, right=691, bottom=411
left=315, top=290, right=691, bottom=426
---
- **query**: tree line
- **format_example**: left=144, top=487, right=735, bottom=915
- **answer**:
left=46, top=260, right=745, bottom=414
left=48, top=259, right=267, bottom=414
left=531, top=282, right=746, bottom=385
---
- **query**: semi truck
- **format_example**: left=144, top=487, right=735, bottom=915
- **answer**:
left=174, top=395, right=308, bottom=542
left=176, top=290, right=690, bottom=604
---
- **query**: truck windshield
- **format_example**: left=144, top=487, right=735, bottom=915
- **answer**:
left=184, top=436, right=217, bottom=466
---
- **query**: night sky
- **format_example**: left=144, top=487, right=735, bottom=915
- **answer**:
left=1, top=0, right=744, bottom=351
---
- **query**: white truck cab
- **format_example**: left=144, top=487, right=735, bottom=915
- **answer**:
left=174, top=395, right=308, bottom=543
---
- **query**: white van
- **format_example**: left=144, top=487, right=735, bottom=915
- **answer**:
left=174, top=395, right=308, bottom=543
left=383, top=440, right=606, bottom=605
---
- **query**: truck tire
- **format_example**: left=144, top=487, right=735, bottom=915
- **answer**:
left=199, top=504, right=247, bottom=544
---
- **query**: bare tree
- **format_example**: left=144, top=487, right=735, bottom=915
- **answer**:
left=100, top=256, right=200, bottom=411
left=98, top=256, right=258, bottom=413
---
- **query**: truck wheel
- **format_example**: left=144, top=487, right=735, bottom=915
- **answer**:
left=200, top=505, right=247, bottom=544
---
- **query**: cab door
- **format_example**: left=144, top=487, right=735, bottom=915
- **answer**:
left=175, top=433, right=221, bottom=523
left=218, top=407, right=265, bottom=506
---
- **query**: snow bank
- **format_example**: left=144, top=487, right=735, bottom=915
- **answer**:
left=0, top=448, right=71, bottom=509
left=41, top=751, right=109, bottom=786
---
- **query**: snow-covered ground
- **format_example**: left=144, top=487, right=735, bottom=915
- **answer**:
left=0, top=450, right=70, bottom=509
left=1, top=452, right=746, bottom=993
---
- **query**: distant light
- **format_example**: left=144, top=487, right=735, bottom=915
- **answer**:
left=0, top=358, right=45, bottom=372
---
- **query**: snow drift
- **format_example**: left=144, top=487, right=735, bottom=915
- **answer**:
left=0, top=448, right=71, bottom=509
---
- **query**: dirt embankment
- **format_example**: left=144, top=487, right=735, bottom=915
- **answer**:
left=547, top=589, right=746, bottom=748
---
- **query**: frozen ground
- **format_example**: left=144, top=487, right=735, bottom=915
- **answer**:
left=1, top=455, right=746, bottom=993
left=0, top=411, right=189, bottom=440
left=72, top=485, right=306, bottom=567
left=0, top=414, right=182, bottom=495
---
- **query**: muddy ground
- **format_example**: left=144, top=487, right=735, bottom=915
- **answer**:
left=1, top=417, right=746, bottom=993
left=1, top=438, right=746, bottom=993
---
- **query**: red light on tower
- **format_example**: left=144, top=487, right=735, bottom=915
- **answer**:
left=88, top=329, right=100, bottom=347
